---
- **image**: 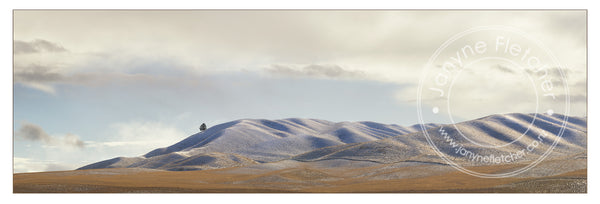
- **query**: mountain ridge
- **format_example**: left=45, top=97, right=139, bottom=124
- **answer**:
left=78, top=113, right=586, bottom=171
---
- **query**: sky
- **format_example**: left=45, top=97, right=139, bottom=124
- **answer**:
left=13, top=10, right=587, bottom=173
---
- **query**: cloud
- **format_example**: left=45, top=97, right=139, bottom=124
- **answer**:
left=569, top=94, right=587, bottom=103
left=13, top=61, right=204, bottom=94
left=16, top=122, right=85, bottom=148
left=493, top=64, right=516, bottom=74
left=13, top=64, right=68, bottom=94
left=552, top=94, right=587, bottom=103
left=13, top=157, right=47, bottom=173
left=13, top=157, right=76, bottom=173
left=110, top=121, right=186, bottom=145
left=13, top=64, right=70, bottom=94
left=16, top=122, right=53, bottom=143
left=266, top=64, right=367, bottom=80
left=523, top=66, right=572, bottom=80
left=13, top=64, right=66, bottom=94
left=12, top=11, right=585, bottom=82
left=14, top=39, right=67, bottom=54
left=63, top=134, right=85, bottom=148
left=395, top=61, right=585, bottom=120
left=12, top=11, right=586, bottom=102
left=84, top=121, right=186, bottom=157
left=12, top=12, right=586, bottom=117
left=14, top=64, right=64, bottom=83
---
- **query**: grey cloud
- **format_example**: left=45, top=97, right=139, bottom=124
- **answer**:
left=569, top=94, right=587, bottom=103
left=554, top=94, right=587, bottom=103
left=572, top=80, right=587, bottom=91
left=12, top=11, right=586, bottom=88
left=16, top=122, right=85, bottom=148
left=16, top=122, right=53, bottom=143
left=14, top=64, right=65, bottom=83
left=13, top=64, right=67, bottom=93
left=14, top=39, right=67, bottom=54
left=574, top=80, right=587, bottom=87
left=494, top=64, right=516, bottom=74
left=550, top=67, right=572, bottom=79
left=63, top=134, right=85, bottom=148
left=266, top=64, right=367, bottom=79
left=523, top=67, right=586, bottom=98
left=14, top=60, right=204, bottom=94
left=524, top=67, right=572, bottom=79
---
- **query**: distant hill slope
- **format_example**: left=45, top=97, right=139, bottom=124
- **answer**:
left=79, top=118, right=427, bottom=171
left=293, top=113, right=586, bottom=166
left=79, top=113, right=586, bottom=171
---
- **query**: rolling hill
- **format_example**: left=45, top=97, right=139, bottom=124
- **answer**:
left=78, top=113, right=586, bottom=172
left=79, top=118, right=428, bottom=170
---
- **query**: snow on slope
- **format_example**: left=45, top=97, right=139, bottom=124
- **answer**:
left=293, top=113, right=586, bottom=166
left=79, top=113, right=586, bottom=171
left=79, top=118, right=417, bottom=170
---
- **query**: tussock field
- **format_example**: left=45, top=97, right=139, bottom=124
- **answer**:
left=14, top=160, right=586, bottom=193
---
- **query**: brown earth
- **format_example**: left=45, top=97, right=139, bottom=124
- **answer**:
left=13, top=162, right=586, bottom=193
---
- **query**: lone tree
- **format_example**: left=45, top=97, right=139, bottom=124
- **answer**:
left=199, top=123, right=207, bottom=132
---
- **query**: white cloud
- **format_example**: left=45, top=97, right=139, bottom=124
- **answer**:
left=265, top=64, right=369, bottom=80
left=14, top=121, right=189, bottom=173
left=111, top=121, right=186, bottom=145
left=13, top=12, right=585, bottom=110
left=13, top=157, right=46, bottom=173
left=398, top=61, right=583, bottom=120
left=86, top=121, right=187, bottom=157
left=13, top=157, right=76, bottom=173
left=13, top=11, right=585, bottom=80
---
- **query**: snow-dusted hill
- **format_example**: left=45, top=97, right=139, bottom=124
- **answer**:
left=79, top=118, right=424, bottom=171
left=78, top=113, right=586, bottom=171
left=293, top=113, right=586, bottom=165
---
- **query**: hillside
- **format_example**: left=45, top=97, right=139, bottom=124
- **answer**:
left=78, top=113, right=586, bottom=172
left=79, top=118, right=425, bottom=171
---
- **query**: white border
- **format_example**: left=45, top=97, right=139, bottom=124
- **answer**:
left=3, top=0, right=597, bottom=204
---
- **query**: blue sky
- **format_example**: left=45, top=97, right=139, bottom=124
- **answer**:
left=13, top=10, right=586, bottom=172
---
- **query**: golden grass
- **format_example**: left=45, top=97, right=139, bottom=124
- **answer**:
left=14, top=163, right=586, bottom=193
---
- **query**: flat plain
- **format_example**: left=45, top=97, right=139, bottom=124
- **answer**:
left=14, top=158, right=586, bottom=193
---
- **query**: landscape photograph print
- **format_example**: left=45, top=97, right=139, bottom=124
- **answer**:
left=13, top=10, right=587, bottom=193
